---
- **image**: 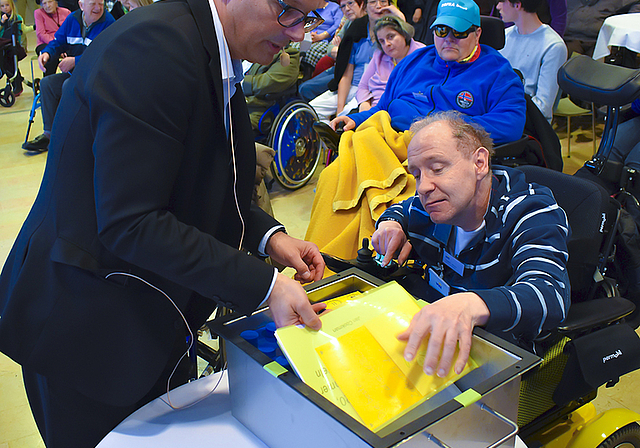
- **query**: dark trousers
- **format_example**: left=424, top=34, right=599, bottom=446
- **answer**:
left=35, top=44, right=60, bottom=76
left=40, top=72, right=71, bottom=133
left=23, top=333, right=193, bottom=448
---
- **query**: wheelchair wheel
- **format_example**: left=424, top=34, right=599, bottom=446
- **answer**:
left=0, top=86, right=15, bottom=108
left=269, top=100, right=323, bottom=190
left=597, top=422, right=640, bottom=448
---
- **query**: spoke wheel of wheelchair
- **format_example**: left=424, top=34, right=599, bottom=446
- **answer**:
left=269, top=100, right=323, bottom=190
left=597, top=422, right=640, bottom=448
left=0, top=86, right=15, bottom=108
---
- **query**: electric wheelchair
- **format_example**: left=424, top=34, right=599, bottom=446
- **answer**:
left=318, top=54, right=640, bottom=448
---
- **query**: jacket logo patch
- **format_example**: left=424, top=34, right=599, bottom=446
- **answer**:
left=456, top=91, right=474, bottom=109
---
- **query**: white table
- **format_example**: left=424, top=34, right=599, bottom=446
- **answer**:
left=97, top=370, right=528, bottom=447
left=593, top=13, right=640, bottom=60
left=96, top=371, right=267, bottom=447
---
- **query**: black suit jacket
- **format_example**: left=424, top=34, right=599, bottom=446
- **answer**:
left=0, top=0, right=280, bottom=406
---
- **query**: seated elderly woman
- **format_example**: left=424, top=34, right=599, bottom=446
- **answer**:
left=307, top=0, right=405, bottom=122
left=344, top=15, right=424, bottom=113
left=34, top=0, right=71, bottom=76
left=292, top=0, right=343, bottom=69
left=305, top=0, right=526, bottom=260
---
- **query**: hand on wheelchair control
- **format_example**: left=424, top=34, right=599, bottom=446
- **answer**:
left=330, top=115, right=356, bottom=132
left=371, top=220, right=413, bottom=267
left=399, top=292, right=490, bottom=377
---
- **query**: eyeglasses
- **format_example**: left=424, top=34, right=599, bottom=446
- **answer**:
left=433, top=25, right=477, bottom=39
left=339, top=0, right=356, bottom=9
left=275, top=0, right=325, bottom=32
left=367, top=0, right=389, bottom=5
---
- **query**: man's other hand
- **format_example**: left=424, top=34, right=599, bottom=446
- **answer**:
left=266, top=232, right=325, bottom=284
left=268, top=273, right=326, bottom=329
left=58, top=56, right=76, bottom=73
left=330, top=115, right=356, bottom=131
left=38, top=52, right=50, bottom=72
left=397, top=292, right=490, bottom=377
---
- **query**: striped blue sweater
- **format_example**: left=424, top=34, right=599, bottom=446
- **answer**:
left=378, top=166, right=571, bottom=348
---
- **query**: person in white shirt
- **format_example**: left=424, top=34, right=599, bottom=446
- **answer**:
left=497, top=0, right=567, bottom=122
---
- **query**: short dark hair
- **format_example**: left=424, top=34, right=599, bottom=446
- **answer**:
left=409, top=111, right=495, bottom=157
left=373, top=15, right=415, bottom=50
left=506, top=0, right=542, bottom=14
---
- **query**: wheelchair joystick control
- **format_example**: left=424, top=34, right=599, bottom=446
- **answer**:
left=356, top=238, right=375, bottom=267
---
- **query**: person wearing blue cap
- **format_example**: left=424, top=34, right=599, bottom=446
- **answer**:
left=331, top=0, right=526, bottom=144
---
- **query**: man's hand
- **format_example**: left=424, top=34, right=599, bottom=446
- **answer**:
left=398, top=292, right=490, bottom=377
left=330, top=115, right=356, bottom=131
left=266, top=231, right=325, bottom=284
left=58, top=56, right=76, bottom=73
left=268, top=273, right=326, bottom=329
left=412, top=8, right=422, bottom=23
left=38, top=52, right=50, bottom=72
left=371, top=220, right=412, bottom=267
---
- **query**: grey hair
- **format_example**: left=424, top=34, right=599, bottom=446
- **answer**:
left=409, top=111, right=495, bottom=157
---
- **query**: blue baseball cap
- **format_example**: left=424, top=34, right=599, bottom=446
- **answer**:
left=431, top=0, right=481, bottom=32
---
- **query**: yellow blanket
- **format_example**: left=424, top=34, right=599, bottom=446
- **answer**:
left=306, top=111, right=416, bottom=260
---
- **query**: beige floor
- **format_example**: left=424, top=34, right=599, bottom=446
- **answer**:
left=1, top=30, right=639, bottom=448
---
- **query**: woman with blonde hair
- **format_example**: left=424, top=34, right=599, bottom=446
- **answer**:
left=0, top=0, right=24, bottom=95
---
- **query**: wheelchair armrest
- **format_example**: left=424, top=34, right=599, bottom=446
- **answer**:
left=558, top=297, right=636, bottom=334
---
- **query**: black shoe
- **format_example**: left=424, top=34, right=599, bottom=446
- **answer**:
left=12, top=75, right=23, bottom=97
left=23, top=134, right=50, bottom=152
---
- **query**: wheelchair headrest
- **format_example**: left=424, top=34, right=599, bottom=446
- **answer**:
left=558, top=55, right=640, bottom=107
left=478, top=16, right=505, bottom=51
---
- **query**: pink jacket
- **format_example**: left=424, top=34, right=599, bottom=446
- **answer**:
left=34, top=6, right=71, bottom=47
left=355, top=39, right=424, bottom=107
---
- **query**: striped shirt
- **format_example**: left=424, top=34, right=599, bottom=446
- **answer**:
left=378, top=166, right=571, bottom=349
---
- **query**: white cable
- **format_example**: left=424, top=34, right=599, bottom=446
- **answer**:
left=104, top=272, right=223, bottom=410
left=227, top=69, right=245, bottom=251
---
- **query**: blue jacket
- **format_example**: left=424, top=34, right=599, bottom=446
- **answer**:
left=378, top=166, right=570, bottom=349
left=42, top=9, right=114, bottom=66
left=349, top=45, right=527, bottom=145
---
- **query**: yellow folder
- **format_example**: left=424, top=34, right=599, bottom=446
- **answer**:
left=275, top=281, right=477, bottom=432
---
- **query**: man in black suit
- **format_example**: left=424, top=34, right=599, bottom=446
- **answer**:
left=0, top=0, right=327, bottom=445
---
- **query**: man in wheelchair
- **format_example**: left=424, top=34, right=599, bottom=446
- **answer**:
left=371, top=111, right=570, bottom=379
